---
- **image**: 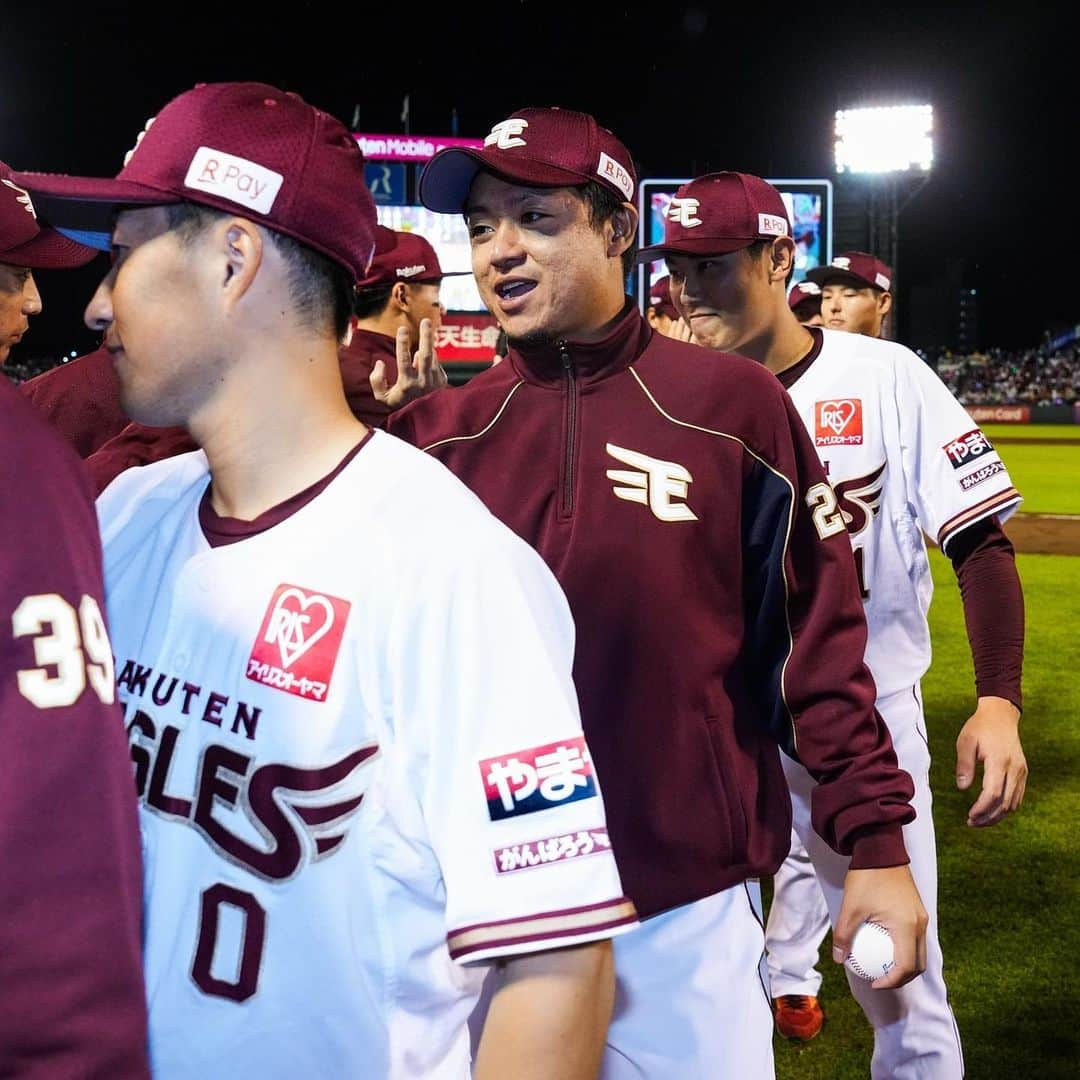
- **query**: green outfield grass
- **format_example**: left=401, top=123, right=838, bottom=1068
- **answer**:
left=987, top=442, right=1080, bottom=514
left=982, top=423, right=1080, bottom=441
left=772, top=549, right=1080, bottom=1079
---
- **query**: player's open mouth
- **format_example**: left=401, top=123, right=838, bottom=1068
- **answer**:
left=494, top=279, right=537, bottom=313
left=495, top=279, right=536, bottom=300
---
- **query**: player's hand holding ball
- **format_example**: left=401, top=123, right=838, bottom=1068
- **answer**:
left=833, top=865, right=928, bottom=988
left=844, top=921, right=895, bottom=982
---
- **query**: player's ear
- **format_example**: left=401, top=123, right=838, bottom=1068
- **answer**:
left=390, top=281, right=409, bottom=312
left=606, top=203, right=638, bottom=259
left=770, top=237, right=796, bottom=283
left=219, top=218, right=264, bottom=310
left=878, top=291, right=893, bottom=317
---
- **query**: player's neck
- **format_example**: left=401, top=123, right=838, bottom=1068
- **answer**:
left=356, top=310, right=412, bottom=345
left=761, top=315, right=816, bottom=377
left=189, top=337, right=368, bottom=522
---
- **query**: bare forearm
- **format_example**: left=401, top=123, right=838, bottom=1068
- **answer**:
left=474, top=940, right=615, bottom=1080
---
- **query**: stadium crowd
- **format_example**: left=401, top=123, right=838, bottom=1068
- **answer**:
left=925, top=339, right=1080, bottom=406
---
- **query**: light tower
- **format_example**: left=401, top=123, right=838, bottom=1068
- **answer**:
left=834, top=104, right=933, bottom=339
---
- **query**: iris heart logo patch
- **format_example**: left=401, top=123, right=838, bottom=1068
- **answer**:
left=815, top=399, right=864, bottom=446
left=247, top=584, right=351, bottom=702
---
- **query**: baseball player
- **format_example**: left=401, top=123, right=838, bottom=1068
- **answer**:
left=16, top=82, right=637, bottom=1079
left=769, top=251, right=891, bottom=1041
left=345, top=224, right=464, bottom=424
left=788, top=279, right=823, bottom=326
left=652, top=171, right=1026, bottom=1078
left=387, top=106, right=929, bottom=1079
left=644, top=274, right=680, bottom=335
left=1, top=165, right=149, bottom=1075
left=811, top=251, right=893, bottom=337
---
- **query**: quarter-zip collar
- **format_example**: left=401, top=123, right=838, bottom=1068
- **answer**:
left=506, top=299, right=652, bottom=387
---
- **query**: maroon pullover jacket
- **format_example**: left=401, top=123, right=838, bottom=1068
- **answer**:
left=389, top=303, right=915, bottom=919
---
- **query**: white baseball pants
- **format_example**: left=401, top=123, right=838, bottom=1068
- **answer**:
left=770, top=683, right=964, bottom=1079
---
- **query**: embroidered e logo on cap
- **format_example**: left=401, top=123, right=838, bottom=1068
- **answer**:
left=667, top=197, right=703, bottom=228
left=485, top=119, right=530, bottom=150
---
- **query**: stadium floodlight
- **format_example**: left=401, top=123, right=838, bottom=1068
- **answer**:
left=834, top=105, right=933, bottom=175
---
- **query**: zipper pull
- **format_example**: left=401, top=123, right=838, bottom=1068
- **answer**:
left=558, top=341, right=572, bottom=373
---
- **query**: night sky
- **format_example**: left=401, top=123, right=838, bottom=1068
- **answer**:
left=2, top=5, right=1069, bottom=355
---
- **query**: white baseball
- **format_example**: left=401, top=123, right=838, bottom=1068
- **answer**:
left=845, top=921, right=895, bottom=981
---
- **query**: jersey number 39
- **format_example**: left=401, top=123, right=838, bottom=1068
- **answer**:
left=13, top=593, right=115, bottom=708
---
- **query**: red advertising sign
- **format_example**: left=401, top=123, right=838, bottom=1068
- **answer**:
left=437, top=313, right=500, bottom=363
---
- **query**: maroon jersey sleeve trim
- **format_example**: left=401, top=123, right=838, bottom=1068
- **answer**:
left=938, top=488, right=1021, bottom=553
left=446, top=897, right=638, bottom=962
left=420, top=380, right=526, bottom=452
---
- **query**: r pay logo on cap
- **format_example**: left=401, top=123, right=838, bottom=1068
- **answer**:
left=184, top=146, right=283, bottom=215
left=758, top=213, right=789, bottom=237
left=597, top=152, right=634, bottom=200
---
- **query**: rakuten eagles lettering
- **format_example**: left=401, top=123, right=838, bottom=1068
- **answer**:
left=118, top=655, right=377, bottom=881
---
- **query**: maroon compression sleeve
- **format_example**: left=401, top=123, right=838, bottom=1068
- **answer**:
left=949, top=517, right=1024, bottom=711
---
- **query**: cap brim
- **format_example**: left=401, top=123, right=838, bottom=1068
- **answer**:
left=804, top=266, right=878, bottom=290
left=9, top=171, right=182, bottom=250
left=635, top=236, right=757, bottom=264
left=419, top=148, right=591, bottom=213
left=1, top=225, right=99, bottom=269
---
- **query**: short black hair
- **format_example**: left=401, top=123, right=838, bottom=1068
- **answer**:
left=164, top=202, right=355, bottom=342
left=352, top=284, right=394, bottom=321
left=577, top=181, right=637, bottom=279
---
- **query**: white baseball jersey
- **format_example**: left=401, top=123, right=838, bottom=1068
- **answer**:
left=783, top=329, right=1021, bottom=697
left=97, top=429, right=635, bottom=1080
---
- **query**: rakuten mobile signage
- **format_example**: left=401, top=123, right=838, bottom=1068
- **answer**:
left=636, top=178, right=833, bottom=311
left=353, top=133, right=485, bottom=163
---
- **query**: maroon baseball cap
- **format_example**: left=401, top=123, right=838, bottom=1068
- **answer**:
left=788, top=280, right=822, bottom=311
left=356, top=226, right=471, bottom=289
left=649, top=275, right=679, bottom=321
left=0, top=162, right=97, bottom=269
left=10, top=82, right=378, bottom=282
left=806, top=252, right=893, bottom=292
left=418, top=107, right=637, bottom=213
left=636, top=172, right=791, bottom=262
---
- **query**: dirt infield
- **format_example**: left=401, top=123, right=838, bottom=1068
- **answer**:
left=992, top=437, right=1080, bottom=445
left=1004, top=513, right=1080, bottom=555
